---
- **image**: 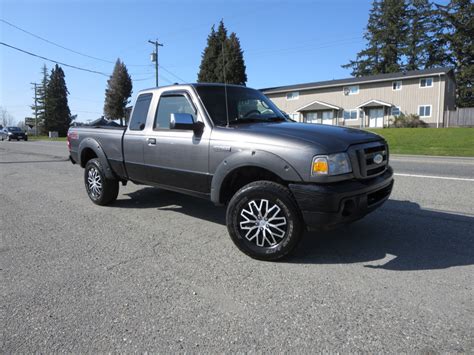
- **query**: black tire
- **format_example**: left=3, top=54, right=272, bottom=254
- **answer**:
left=84, top=158, right=119, bottom=205
left=7, top=136, right=11, bottom=141
left=226, top=181, right=303, bottom=261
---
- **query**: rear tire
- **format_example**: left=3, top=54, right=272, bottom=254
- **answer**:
left=226, top=181, right=303, bottom=261
left=84, top=158, right=119, bottom=205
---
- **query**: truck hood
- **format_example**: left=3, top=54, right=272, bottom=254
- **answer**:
left=233, top=122, right=383, bottom=152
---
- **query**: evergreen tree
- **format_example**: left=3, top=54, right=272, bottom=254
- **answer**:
left=405, top=0, right=432, bottom=70
left=198, top=20, right=247, bottom=85
left=30, top=64, right=48, bottom=132
left=198, top=26, right=220, bottom=82
left=44, top=64, right=72, bottom=136
left=424, top=4, right=451, bottom=68
left=37, top=64, right=49, bottom=124
left=104, top=59, right=133, bottom=125
left=439, top=0, right=473, bottom=107
left=224, top=33, right=247, bottom=85
left=343, top=0, right=407, bottom=76
left=405, top=0, right=450, bottom=70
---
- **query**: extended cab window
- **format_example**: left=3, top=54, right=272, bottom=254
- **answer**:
left=154, top=95, right=196, bottom=130
left=129, top=93, right=152, bottom=131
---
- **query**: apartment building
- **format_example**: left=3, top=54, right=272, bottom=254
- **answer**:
left=261, top=67, right=456, bottom=128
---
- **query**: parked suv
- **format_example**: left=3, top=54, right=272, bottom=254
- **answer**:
left=68, top=84, right=393, bottom=260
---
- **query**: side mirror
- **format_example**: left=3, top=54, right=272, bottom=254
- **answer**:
left=170, top=113, right=204, bottom=135
left=170, top=113, right=195, bottom=130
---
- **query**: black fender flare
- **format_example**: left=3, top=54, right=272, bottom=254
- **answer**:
left=210, top=149, right=303, bottom=204
left=78, top=138, right=116, bottom=180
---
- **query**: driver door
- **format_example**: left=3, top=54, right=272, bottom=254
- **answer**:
left=143, top=90, right=211, bottom=194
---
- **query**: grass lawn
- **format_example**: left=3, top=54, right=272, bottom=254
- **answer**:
left=365, top=128, right=474, bottom=157
left=28, top=135, right=67, bottom=141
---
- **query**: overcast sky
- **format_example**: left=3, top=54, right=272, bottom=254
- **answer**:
left=0, top=0, right=448, bottom=124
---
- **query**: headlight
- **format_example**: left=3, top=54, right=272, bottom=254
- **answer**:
left=311, top=153, right=352, bottom=176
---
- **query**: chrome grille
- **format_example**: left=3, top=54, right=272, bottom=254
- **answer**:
left=349, top=141, right=389, bottom=179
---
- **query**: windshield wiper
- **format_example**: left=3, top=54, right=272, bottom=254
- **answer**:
left=227, top=117, right=262, bottom=125
left=264, top=116, right=287, bottom=122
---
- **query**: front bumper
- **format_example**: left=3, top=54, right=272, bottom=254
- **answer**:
left=289, top=167, right=394, bottom=230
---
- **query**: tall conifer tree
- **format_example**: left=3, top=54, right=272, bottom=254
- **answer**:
left=44, top=64, right=72, bottom=136
left=198, top=20, right=247, bottom=85
left=104, top=59, right=133, bottom=125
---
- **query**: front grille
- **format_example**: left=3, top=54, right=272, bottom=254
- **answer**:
left=349, top=141, right=389, bottom=179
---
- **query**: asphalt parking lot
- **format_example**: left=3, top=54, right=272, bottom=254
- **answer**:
left=1, top=140, right=473, bottom=352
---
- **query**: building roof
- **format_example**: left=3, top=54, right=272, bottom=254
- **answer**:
left=261, top=67, right=453, bottom=94
left=296, top=100, right=342, bottom=112
left=357, top=99, right=393, bottom=108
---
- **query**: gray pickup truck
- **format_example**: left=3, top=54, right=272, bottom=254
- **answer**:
left=68, top=84, right=393, bottom=260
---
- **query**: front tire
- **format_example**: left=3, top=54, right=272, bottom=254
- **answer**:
left=226, top=181, right=303, bottom=261
left=84, top=158, right=119, bottom=205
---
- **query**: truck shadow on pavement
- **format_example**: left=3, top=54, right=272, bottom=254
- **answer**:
left=114, top=187, right=474, bottom=271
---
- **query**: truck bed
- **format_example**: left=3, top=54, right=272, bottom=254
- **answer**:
left=68, top=126, right=125, bottom=170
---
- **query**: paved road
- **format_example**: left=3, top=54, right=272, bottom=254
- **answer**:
left=1, top=141, right=473, bottom=352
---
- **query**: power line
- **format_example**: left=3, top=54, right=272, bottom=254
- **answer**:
left=1, top=19, right=187, bottom=83
left=159, top=64, right=187, bottom=83
left=0, top=42, right=110, bottom=76
left=1, top=18, right=115, bottom=64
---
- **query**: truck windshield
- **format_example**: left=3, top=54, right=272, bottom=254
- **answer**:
left=195, top=85, right=287, bottom=126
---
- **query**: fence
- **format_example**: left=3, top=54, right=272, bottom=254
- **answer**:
left=445, top=108, right=474, bottom=127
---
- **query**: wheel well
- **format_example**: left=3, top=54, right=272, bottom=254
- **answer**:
left=80, top=148, right=97, bottom=168
left=219, top=166, right=285, bottom=205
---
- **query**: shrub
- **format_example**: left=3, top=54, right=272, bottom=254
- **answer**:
left=389, top=113, right=428, bottom=128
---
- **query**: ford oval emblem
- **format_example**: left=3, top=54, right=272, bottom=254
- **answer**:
left=373, top=154, right=384, bottom=165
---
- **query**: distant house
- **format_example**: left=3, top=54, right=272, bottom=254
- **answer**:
left=261, top=67, right=456, bottom=128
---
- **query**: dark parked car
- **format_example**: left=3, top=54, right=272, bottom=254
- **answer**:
left=1, top=127, right=28, bottom=141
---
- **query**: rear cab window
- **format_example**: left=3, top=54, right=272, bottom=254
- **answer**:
left=129, top=93, right=153, bottom=131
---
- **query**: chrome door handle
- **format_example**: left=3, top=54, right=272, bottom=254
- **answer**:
left=147, top=138, right=156, bottom=145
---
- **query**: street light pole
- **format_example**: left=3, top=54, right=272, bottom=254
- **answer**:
left=148, top=39, right=163, bottom=87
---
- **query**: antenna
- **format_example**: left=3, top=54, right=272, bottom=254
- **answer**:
left=222, top=41, right=230, bottom=127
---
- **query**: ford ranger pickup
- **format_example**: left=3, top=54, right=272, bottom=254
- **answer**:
left=68, top=84, right=394, bottom=260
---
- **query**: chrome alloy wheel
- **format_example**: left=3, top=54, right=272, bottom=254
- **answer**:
left=239, top=199, right=288, bottom=247
left=87, top=167, right=102, bottom=198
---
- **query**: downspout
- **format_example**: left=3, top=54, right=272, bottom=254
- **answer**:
left=437, top=73, right=442, bottom=128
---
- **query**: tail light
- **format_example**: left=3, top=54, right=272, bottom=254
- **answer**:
left=67, top=131, right=78, bottom=151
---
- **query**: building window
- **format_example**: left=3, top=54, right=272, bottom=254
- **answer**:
left=391, top=106, right=401, bottom=116
left=286, top=92, right=299, bottom=100
left=322, top=111, right=334, bottom=119
left=343, top=109, right=358, bottom=120
left=420, top=77, right=433, bottom=88
left=392, top=81, right=402, bottom=91
left=343, top=85, right=359, bottom=95
left=289, top=113, right=299, bottom=121
left=418, top=105, right=432, bottom=117
left=305, top=112, right=318, bottom=123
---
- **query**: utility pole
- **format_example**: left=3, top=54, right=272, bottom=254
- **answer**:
left=148, top=39, right=163, bottom=87
left=30, top=82, right=38, bottom=136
